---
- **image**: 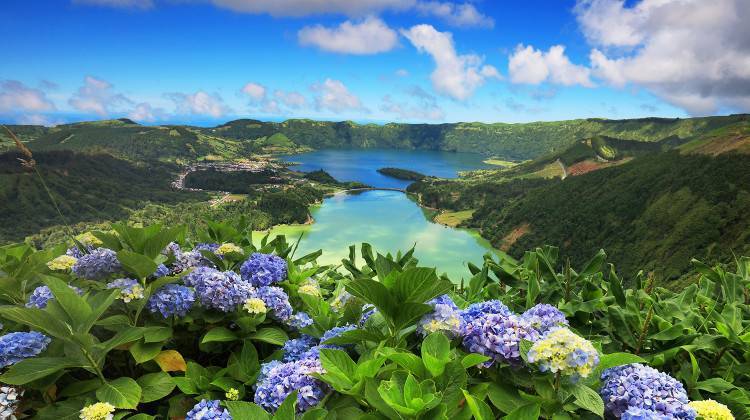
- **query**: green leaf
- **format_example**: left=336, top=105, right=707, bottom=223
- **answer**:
left=0, top=357, right=79, bottom=385
left=117, top=250, right=158, bottom=280
left=695, top=378, right=736, bottom=392
left=462, top=389, right=494, bottom=420
left=421, top=332, right=451, bottom=377
left=0, top=306, right=72, bottom=339
left=346, top=279, right=395, bottom=316
left=249, top=327, right=288, bottom=345
left=202, top=327, right=238, bottom=343
left=130, top=340, right=162, bottom=364
left=137, top=372, right=175, bottom=403
left=392, top=303, right=433, bottom=331
left=97, top=377, right=142, bottom=409
left=43, top=275, right=92, bottom=329
left=486, top=383, right=524, bottom=415
left=225, top=401, right=271, bottom=420
left=461, top=353, right=491, bottom=369
left=519, top=340, right=534, bottom=364
left=227, top=340, right=259, bottom=383
left=503, top=403, right=541, bottom=420
left=143, top=326, right=173, bottom=343
left=273, top=390, right=298, bottom=420
left=385, top=351, right=426, bottom=378
left=594, top=352, right=646, bottom=377
left=571, top=384, right=604, bottom=417
left=393, top=267, right=452, bottom=303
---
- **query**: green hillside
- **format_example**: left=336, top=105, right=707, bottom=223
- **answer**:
left=0, top=150, right=207, bottom=243
left=9, top=114, right=750, bottom=162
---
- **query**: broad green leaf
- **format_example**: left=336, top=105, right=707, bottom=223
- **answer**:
left=0, top=357, right=79, bottom=385
left=97, top=377, right=142, bottom=409
left=43, top=275, right=91, bottom=329
left=137, top=371, right=175, bottom=403
left=421, top=332, right=451, bottom=377
left=227, top=340, right=259, bottom=383
left=225, top=401, right=271, bottom=420
left=274, top=390, right=298, bottom=420
left=393, top=267, right=452, bottom=304
left=0, top=306, right=72, bottom=339
left=249, top=327, right=288, bottom=345
left=346, top=279, right=395, bottom=317
left=130, top=340, right=162, bottom=364
left=461, top=353, right=491, bottom=369
left=117, top=250, right=158, bottom=280
left=486, top=383, right=524, bottom=415
left=462, top=389, right=494, bottom=420
left=695, top=378, right=736, bottom=392
left=202, top=327, right=238, bottom=343
left=503, top=403, right=541, bottom=420
left=571, top=384, right=604, bottom=417
left=594, top=352, right=646, bottom=377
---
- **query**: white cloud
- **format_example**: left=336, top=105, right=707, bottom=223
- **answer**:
left=241, top=82, right=267, bottom=101
left=128, top=102, right=165, bottom=122
left=401, top=24, right=500, bottom=101
left=69, top=76, right=132, bottom=116
left=311, top=79, right=367, bottom=113
left=166, top=91, right=230, bottom=118
left=415, top=2, right=494, bottom=28
left=72, top=0, right=153, bottom=9
left=17, top=114, right=63, bottom=127
left=0, top=80, right=56, bottom=112
left=210, top=0, right=414, bottom=17
left=381, top=85, right=445, bottom=120
left=298, top=17, right=398, bottom=55
left=274, top=90, right=306, bottom=108
left=508, top=44, right=594, bottom=87
left=576, top=0, right=750, bottom=114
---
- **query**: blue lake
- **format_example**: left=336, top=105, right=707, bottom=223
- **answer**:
left=280, top=148, right=493, bottom=188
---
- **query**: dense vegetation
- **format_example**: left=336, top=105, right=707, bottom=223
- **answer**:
left=0, top=223, right=747, bottom=419
left=184, top=169, right=283, bottom=193
left=377, top=167, right=427, bottom=181
left=8, top=114, right=750, bottom=162
left=0, top=150, right=206, bottom=244
left=410, top=151, right=750, bottom=281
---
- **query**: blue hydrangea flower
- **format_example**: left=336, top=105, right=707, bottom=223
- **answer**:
left=186, top=399, right=232, bottom=420
left=462, top=314, right=539, bottom=366
left=622, top=407, right=676, bottom=420
left=289, top=312, right=314, bottom=329
left=175, top=250, right=215, bottom=272
left=194, top=242, right=220, bottom=253
left=106, top=278, right=144, bottom=303
left=254, top=286, right=293, bottom=321
left=162, top=242, right=181, bottom=258
left=257, top=360, right=283, bottom=384
left=65, top=244, right=95, bottom=258
left=192, top=268, right=255, bottom=312
left=600, top=364, right=696, bottom=419
left=320, top=324, right=356, bottom=348
left=359, top=304, right=377, bottom=327
left=25, top=285, right=83, bottom=309
left=282, top=335, right=319, bottom=362
left=240, top=253, right=287, bottom=286
left=254, top=357, right=327, bottom=413
left=151, top=264, right=171, bottom=279
left=0, top=332, right=51, bottom=368
left=72, top=248, right=121, bottom=280
left=418, top=294, right=463, bottom=337
left=460, top=300, right=513, bottom=325
left=147, top=284, right=195, bottom=318
left=521, top=304, right=569, bottom=334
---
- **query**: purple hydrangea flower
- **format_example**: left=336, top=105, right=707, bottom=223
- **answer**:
left=622, top=407, right=675, bottom=420
left=147, top=284, right=195, bottom=318
left=65, top=244, right=95, bottom=258
left=151, top=264, right=171, bottom=279
left=0, top=332, right=51, bottom=368
left=289, top=312, right=314, bottom=329
left=186, top=399, right=232, bottom=420
left=175, top=250, right=215, bottom=272
left=254, top=357, right=327, bottom=413
left=254, top=286, right=293, bottom=321
left=194, top=242, right=220, bottom=253
left=282, top=335, right=319, bottom=362
left=460, top=300, right=513, bottom=325
left=72, top=248, right=121, bottom=280
left=257, top=360, right=283, bottom=384
left=462, top=314, right=539, bottom=366
left=240, top=253, right=287, bottom=286
left=600, top=364, right=696, bottom=419
left=418, top=294, right=463, bottom=337
left=25, top=285, right=83, bottom=309
left=359, top=304, right=377, bottom=327
left=191, top=268, right=254, bottom=312
left=162, top=242, right=182, bottom=258
left=521, top=304, right=569, bottom=334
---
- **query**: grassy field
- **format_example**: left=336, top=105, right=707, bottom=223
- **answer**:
left=434, top=209, right=475, bottom=227
left=483, top=158, right=519, bottom=167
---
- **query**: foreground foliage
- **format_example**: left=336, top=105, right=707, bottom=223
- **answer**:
left=0, top=223, right=748, bottom=419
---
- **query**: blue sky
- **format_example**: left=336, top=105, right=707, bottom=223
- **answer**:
left=1, top=0, right=747, bottom=126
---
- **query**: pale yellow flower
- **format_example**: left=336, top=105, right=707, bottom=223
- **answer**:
left=80, top=402, right=115, bottom=420
left=689, top=400, right=734, bottom=420
left=216, top=243, right=243, bottom=256
left=225, top=388, right=240, bottom=401
left=75, top=232, right=103, bottom=247
left=244, top=298, right=267, bottom=314
left=47, top=255, right=78, bottom=271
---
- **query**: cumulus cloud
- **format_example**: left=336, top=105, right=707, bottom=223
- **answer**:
left=381, top=85, right=445, bottom=120
left=166, top=91, right=230, bottom=118
left=576, top=0, right=750, bottom=114
left=128, top=102, right=166, bottom=122
left=401, top=24, right=500, bottom=101
left=210, top=0, right=414, bottom=17
left=273, top=90, right=306, bottom=108
left=311, top=79, right=367, bottom=113
left=73, top=0, right=153, bottom=9
left=415, top=1, right=494, bottom=28
left=69, top=76, right=132, bottom=116
left=0, top=80, right=56, bottom=113
left=508, top=44, right=594, bottom=87
left=298, top=17, right=398, bottom=55
left=241, top=82, right=267, bottom=101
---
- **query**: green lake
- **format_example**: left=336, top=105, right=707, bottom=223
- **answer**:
left=260, top=189, right=503, bottom=281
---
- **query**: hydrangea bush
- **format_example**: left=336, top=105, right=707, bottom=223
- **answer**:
left=0, top=224, right=746, bottom=419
